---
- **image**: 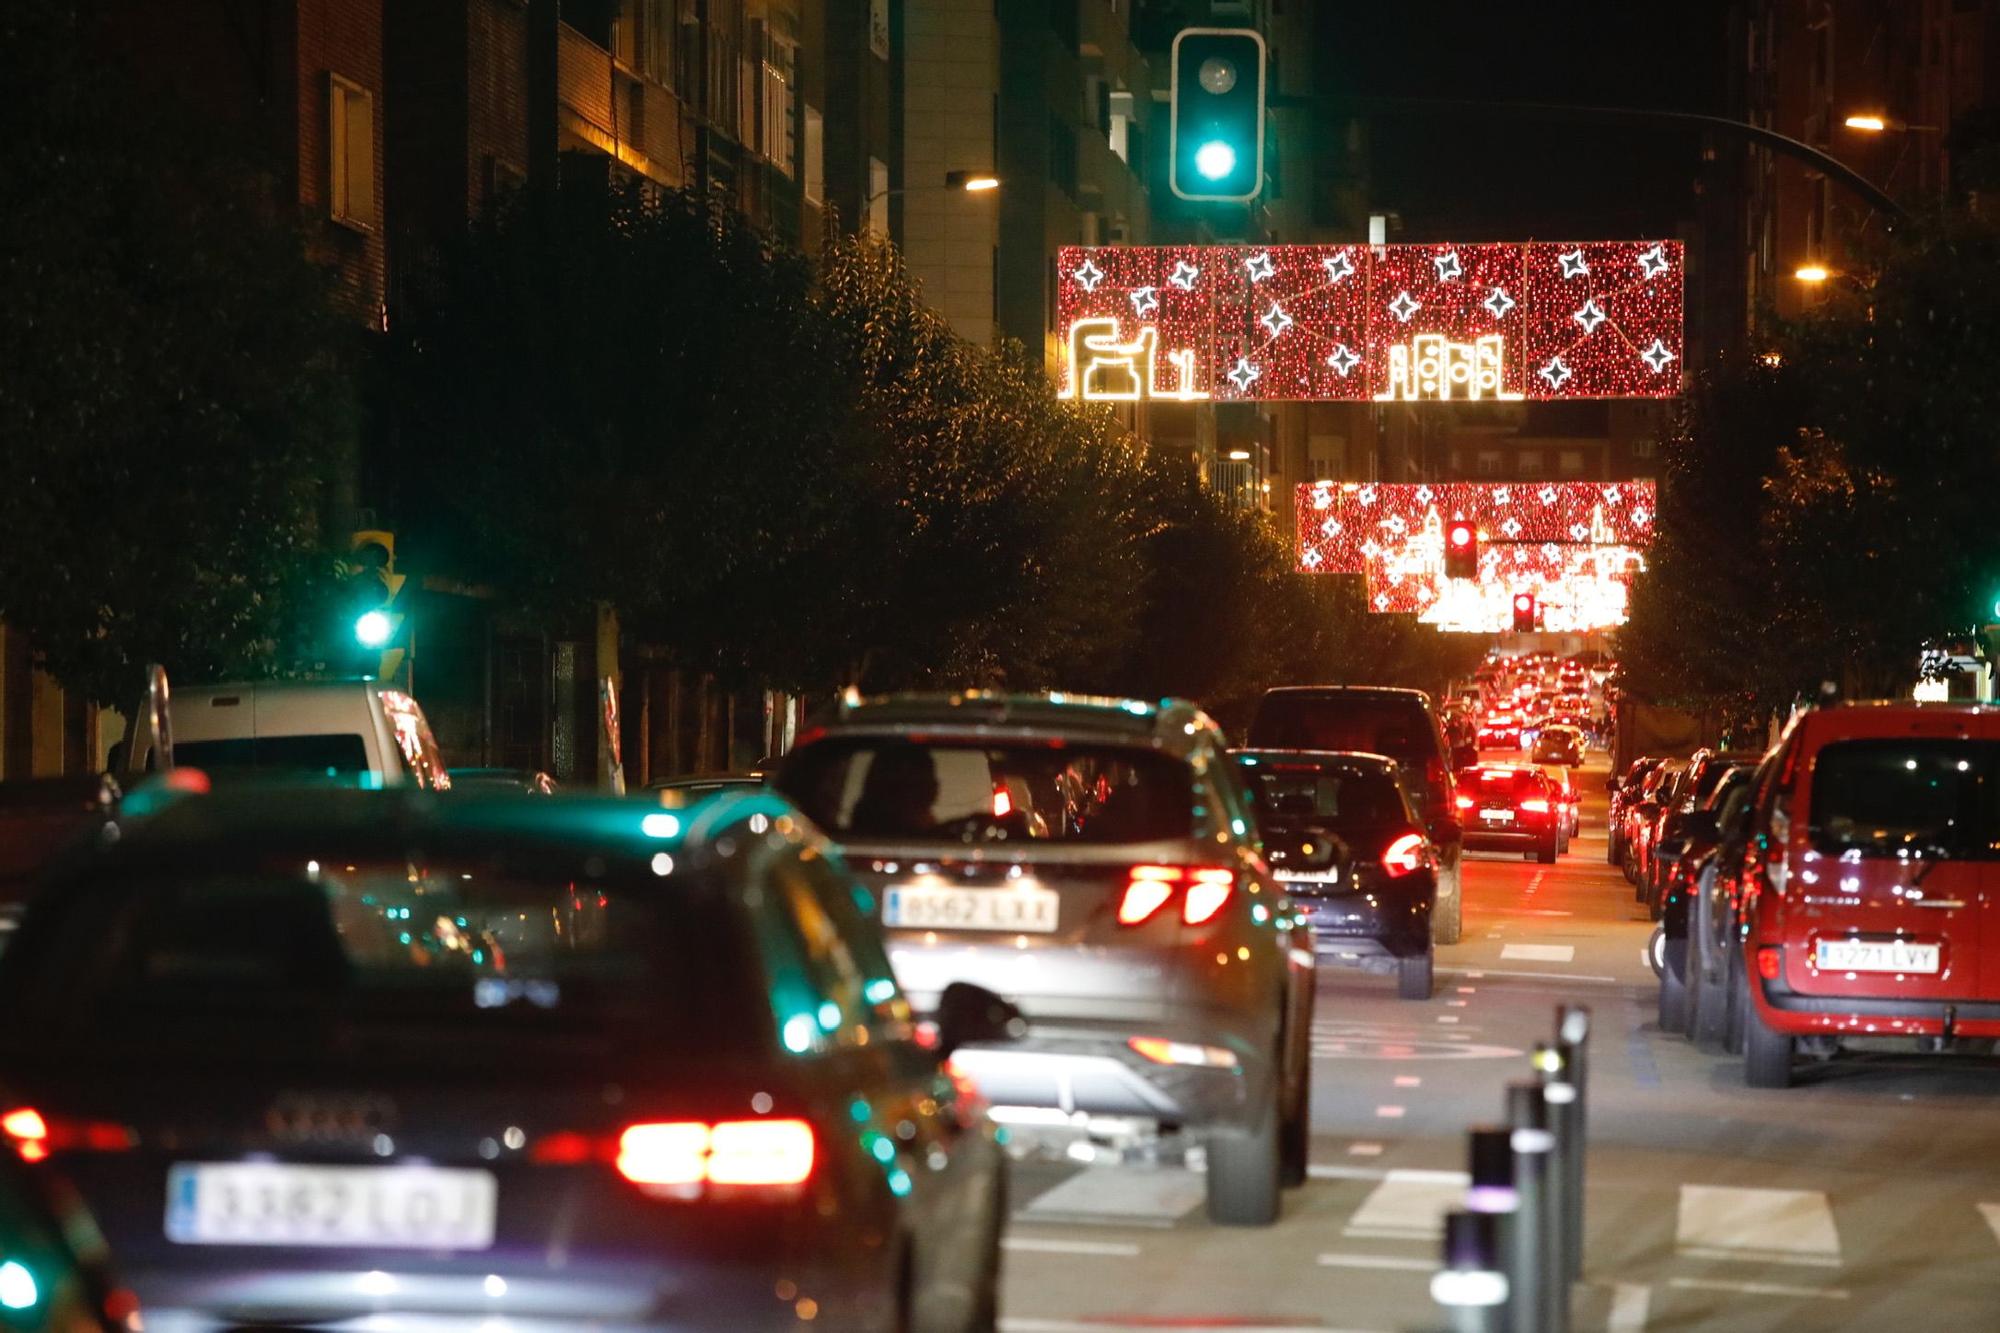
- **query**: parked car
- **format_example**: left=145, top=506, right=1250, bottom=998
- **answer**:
left=1622, top=759, right=1685, bottom=888
left=117, top=680, right=450, bottom=790
left=446, top=767, right=558, bottom=794
left=1606, top=757, right=1664, bottom=866
left=1642, top=749, right=1763, bottom=916
left=1531, top=724, right=1586, bottom=768
left=0, top=786, right=1013, bottom=1329
left=1248, top=686, right=1466, bottom=945
left=1684, top=767, right=1773, bottom=1053
left=0, top=775, right=122, bottom=942
left=1549, top=767, right=1582, bottom=841
left=1734, top=701, right=2000, bottom=1088
left=1232, top=749, right=1440, bottom=1000
left=1654, top=764, right=1757, bottom=1032
left=646, top=772, right=766, bottom=799
left=1454, top=763, right=1563, bottom=864
left=779, top=692, right=1316, bottom=1225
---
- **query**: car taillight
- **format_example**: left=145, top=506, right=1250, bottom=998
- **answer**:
left=1757, top=946, right=1782, bottom=981
left=2, top=1107, right=134, bottom=1161
left=602, top=1119, right=816, bottom=1197
left=1519, top=798, right=1550, bottom=814
left=1454, top=794, right=1475, bottom=811
left=991, top=784, right=1013, bottom=818
left=1382, top=833, right=1427, bottom=877
left=1117, top=865, right=1235, bottom=926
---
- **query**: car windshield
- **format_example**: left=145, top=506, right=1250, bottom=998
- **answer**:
left=1809, top=740, right=2000, bottom=856
left=175, top=734, right=372, bottom=783
left=781, top=740, right=1193, bottom=843
left=1238, top=761, right=1408, bottom=827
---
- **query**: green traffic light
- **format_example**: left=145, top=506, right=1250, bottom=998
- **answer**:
left=0, top=1260, right=37, bottom=1311
left=1195, top=140, right=1236, bottom=180
left=354, top=609, right=393, bottom=649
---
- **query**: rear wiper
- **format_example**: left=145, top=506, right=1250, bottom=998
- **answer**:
left=1912, top=841, right=1951, bottom=886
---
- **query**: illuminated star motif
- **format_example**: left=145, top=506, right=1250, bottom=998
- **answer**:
left=1322, top=250, right=1356, bottom=284
left=1570, top=523, right=1591, bottom=541
left=1385, top=514, right=1408, bottom=535
left=1326, top=343, right=1362, bottom=377
left=1640, top=338, right=1678, bottom=373
left=1357, top=486, right=1378, bottom=506
left=1541, top=543, right=1561, bottom=560
left=1072, top=257, right=1105, bottom=292
left=1260, top=302, right=1294, bottom=337
left=1603, top=484, right=1624, bottom=503
left=1168, top=260, right=1201, bottom=291
left=1388, top=290, right=1421, bottom=323
left=1414, top=485, right=1433, bottom=504
left=1637, top=243, right=1671, bottom=280
left=1483, top=287, right=1516, bottom=320
left=1373, top=591, right=1391, bottom=611
left=1302, top=549, right=1324, bottom=569
left=1494, top=487, right=1512, bottom=504
left=1129, top=286, right=1160, bottom=318
left=1311, top=485, right=1334, bottom=510
left=1500, top=517, right=1523, bottom=538
left=1558, top=249, right=1590, bottom=279
left=1359, top=539, right=1382, bottom=558
left=1572, top=299, right=1607, bottom=335
left=1433, top=250, right=1463, bottom=282
left=1243, top=251, right=1277, bottom=283
left=1539, top=356, right=1574, bottom=391
left=1538, top=486, right=1559, bottom=505
left=1321, top=518, right=1342, bottom=536
left=1632, top=505, right=1652, bottom=526
left=1225, top=357, right=1262, bottom=392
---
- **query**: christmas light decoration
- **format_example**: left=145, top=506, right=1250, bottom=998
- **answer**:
left=1294, top=480, right=1658, bottom=633
left=1055, top=242, right=1682, bottom=402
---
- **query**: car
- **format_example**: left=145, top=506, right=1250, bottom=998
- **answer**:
left=1683, top=768, right=1770, bottom=1053
left=1622, top=759, right=1686, bottom=887
left=0, top=1148, right=137, bottom=1331
left=1232, top=749, right=1440, bottom=1000
left=1531, top=724, right=1586, bottom=768
left=1606, top=757, right=1664, bottom=866
left=1654, top=763, right=1757, bottom=1033
left=1478, top=714, right=1522, bottom=750
left=1641, top=749, right=1763, bottom=916
left=778, top=691, right=1316, bottom=1226
left=0, top=776, right=123, bottom=941
left=0, top=785, right=1014, bottom=1330
left=1247, top=686, right=1467, bottom=945
left=1549, top=767, right=1582, bottom=841
left=1454, top=763, right=1563, bottom=864
left=646, top=772, right=766, bottom=799
left=1734, top=701, right=2000, bottom=1088
left=445, top=767, right=558, bottom=794
left=117, top=680, right=451, bottom=790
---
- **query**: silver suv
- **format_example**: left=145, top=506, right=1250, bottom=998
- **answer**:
left=777, top=692, right=1317, bottom=1226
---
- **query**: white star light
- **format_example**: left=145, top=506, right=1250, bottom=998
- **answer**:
left=1558, top=248, right=1590, bottom=280
left=1072, top=257, right=1105, bottom=292
left=1433, top=250, right=1463, bottom=282
left=1357, top=486, right=1378, bottom=506
left=1484, top=287, right=1516, bottom=320
left=1373, top=592, right=1391, bottom=610
left=1414, top=485, right=1433, bottom=504
left=1538, top=487, right=1559, bottom=505
left=1302, top=549, right=1324, bottom=569
left=1322, top=250, right=1357, bottom=284
left=1311, top=485, right=1334, bottom=510
left=1602, top=484, right=1623, bottom=503
left=1260, top=302, right=1294, bottom=338
left=1494, top=487, right=1512, bottom=505
left=1388, top=290, right=1421, bottom=323
left=1539, top=356, right=1574, bottom=391
left=1327, top=343, right=1362, bottom=377
left=1500, top=517, right=1523, bottom=538
left=1640, top=338, right=1678, bottom=374
left=1168, top=260, right=1201, bottom=291
left=1321, top=518, right=1342, bottom=536
left=1226, top=357, right=1262, bottom=392
left=1360, top=539, right=1382, bottom=558
left=1637, top=243, right=1671, bottom=280
left=1572, top=299, right=1607, bottom=336
left=1570, top=523, right=1590, bottom=541
left=1244, top=251, right=1277, bottom=283
left=1129, top=286, right=1159, bottom=317
left=1385, top=514, right=1408, bottom=535
left=1632, top=505, right=1652, bottom=526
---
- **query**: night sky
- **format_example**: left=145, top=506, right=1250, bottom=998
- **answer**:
left=1323, top=1, right=1733, bottom=242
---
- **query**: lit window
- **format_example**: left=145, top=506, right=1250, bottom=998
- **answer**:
left=329, top=75, right=376, bottom=230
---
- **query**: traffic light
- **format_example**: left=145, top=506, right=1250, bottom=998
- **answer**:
left=1512, top=592, right=1537, bottom=633
left=1445, top=520, right=1478, bottom=580
left=346, top=530, right=407, bottom=682
left=1170, top=28, right=1266, bottom=202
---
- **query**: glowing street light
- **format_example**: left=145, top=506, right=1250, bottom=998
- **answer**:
left=1842, top=114, right=1887, bottom=132
left=944, top=170, right=1001, bottom=193
left=1793, top=264, right=1831, bottom=283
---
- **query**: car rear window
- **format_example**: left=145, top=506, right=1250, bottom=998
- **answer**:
left=1464, top=769, right=1542, bottom=800
left=175, top=734, right=372, bottom=782
left=781, top=740, right=1192, bottom=843
left=1238, top=762, right=1409, bottom=826
left=1249, top=696, right=1436, bottom=765
left=0, top=855, right=757, bottom=1067
left=1809, top=739, right=2000, bottom=856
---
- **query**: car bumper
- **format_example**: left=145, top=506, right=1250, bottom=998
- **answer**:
left=1755, top=975, right=2000, bottom=1038
left=1281, top=880, right=1431, bottom=959
left=949, top=1017, right=1267, bottom=1132
left=1463, top=825, right=1549, bottom=850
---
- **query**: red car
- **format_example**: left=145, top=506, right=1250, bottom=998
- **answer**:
left=1737, top=702, right=2000, bottom=1088
left=1455, top=764, right=1562, bottom=864
left=1477, top=714, right=1522, bottom=749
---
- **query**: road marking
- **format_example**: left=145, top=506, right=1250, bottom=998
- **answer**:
left=1003, top=1237, right=1141, bottom=1257
left=1607, top=1283, right=1651, bottom=1331
left=1316, top=1252, right=1434, bottom=1272
left=1003, top=1322, right=1386, bottom=1333
left=1436, top=1015, right=1460, bottom=1024
left=1440, top=967, right=1621, bottom=984
left=1665, top=1277, right=1849, bottom=1300
left=1021, top=1166, right=1205, bottom=1225
left=1347, top=1142, right=1385, bottom=1156
left=1464, top=970, right=1486, bottom=978
left=1343, top=1168, right=1471, bottom=1239
left=1675, top=1185, right=1841, bottom=1267
left=1513, top=908, right=1577, bottom=917
left=1310, top=1162, right=1391, bottom=1180
left=1394, top=1075, right=1422, bottom=1088
left=1446, top=999, right=1468, bottom=1007
left=1501, top=943, right=1576, bottom=962
left=1457, top=986, right=1477, bottom=994
left=1375, top=1105, right=1405, bottom=1118
left=1980, top=1203, right=2000, bottom=1248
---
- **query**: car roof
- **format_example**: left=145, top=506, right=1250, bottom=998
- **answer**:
left=800, top=690, right=1211, bottom=752
left=1231, top=748, right=1400, bottom=772
left=1794, top=701, right=2000, bottom=740
left=1259, top=685, right=1435, bottom=707
left=173, top=679, right=384, bottom=699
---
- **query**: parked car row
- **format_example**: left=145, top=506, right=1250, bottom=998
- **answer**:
left=1650, top=699, right=2000, bottom=1089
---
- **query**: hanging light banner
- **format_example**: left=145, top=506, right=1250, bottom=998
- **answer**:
left=1297, top=480, right=1657, bottom=632
left=1057, top=241, right=1682, bottom=403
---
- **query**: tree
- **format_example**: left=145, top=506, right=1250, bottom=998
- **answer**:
left=0, top=0, right=359, bottom=704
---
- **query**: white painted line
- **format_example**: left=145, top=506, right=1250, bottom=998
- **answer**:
left=1980, top=1202, right=2000, bottom=1249
left=1310, top=1162, right=1391, bottom=1180
left=1375, top=1105, right=1405, bottom=1118
left=1447, top=999, right=1468, bottom=1007
left=1441, top=966, right=1622, bottom=984
left=1394, top=1075, right=1422, bottom=1088
left=1343, top=1169, right=1471, bottom=1239
left=1003, top=1237, right=1141, bottom=1257
left=1457, top=986, right=1477, bottom=994
left=1675, top=1185, right=1841, bottom=1266
left=1347, top=1142, right=1385, bottom=1157
left=1608, top=1283, right=1651, bottom=1332
left=1465, top=969, right=1486, bottom=978
left=1436, top=1015, right=1460, bottom=1024
left=1316, top=1252, right=1434, bottom=1272
left=1004, top=1323, right=1385, bottom=1333
left=1665, top=1277, right=1849, bottom=1300
left=1501, top=943, right=1577, bottom=963
left=1514, top=908, right=1577, bottom=916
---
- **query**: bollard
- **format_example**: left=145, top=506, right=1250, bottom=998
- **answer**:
left=1556, top=1004, right=1592, bottom=1281
left=1465, top=1127, right=1519, bottom=1333
left=1433, top=1209, right=1508, bottom=1333
left=1506, top=1081, right=1565, bottom=1333
left=1534, top=1043, right=1583, bottom=1290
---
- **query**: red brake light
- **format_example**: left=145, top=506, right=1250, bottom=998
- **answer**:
left=1382, top=833, right=1427, bottom=877
left=1119, top=865, right=1235, bottom=926
left=1520, top=798, right=1551, bottom=814
left=1454, top=794, right=1474, bottom=810
left=1119, top=866, right=1179, bottom=925
left=614, top=1119, right=815, bottom=1194
left=991, top=784, right=1013, bottom=818
left=2, top=1106, right=133, bottom=1161
left=1757, top=946, right=1782, bottom=981
left=1182, top=868, right=1235, bottom=925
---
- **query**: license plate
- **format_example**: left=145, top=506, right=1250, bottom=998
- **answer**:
left=883, top=885, right=1060, bottom=933
left=1480, top=809, right=1514, bottom=823
left=166, top=1163, right=497, bottom=1249
left=1814, top=938, right=1941, bottom=974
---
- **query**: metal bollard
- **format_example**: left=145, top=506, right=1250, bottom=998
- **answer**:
left=1534, top=1042, right=1583, bottom=1290
left=1465, top=1127, right=1519, bottom=1333
left=1556, top=1004, right=1592, bottom=1281
left=1433, top=1209, right=1508, bottom=1333
left=1506, top=1081, right=1565, bottom=1333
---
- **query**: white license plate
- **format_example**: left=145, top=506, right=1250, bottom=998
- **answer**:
left=883, top=885, right=1059, bottom=933
left=166, top=1163, right=497, bottom=1249
left=1814, top=938, right=1941, bottom=974
left=1480, top=809, right=1514, bottom=823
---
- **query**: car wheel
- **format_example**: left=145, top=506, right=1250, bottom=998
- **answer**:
left=1658, top=937, right=1689, bottom=1034
left=1537, top=836, right=1557, bottom=865
left=1206, top=1098, right=1283, bottom=1226
left=1397, top=948, right=1436, bottom=1001
left=1740, top=969, right=1795, bottom=1088
left=1723, top=945, right=1747, bottom=1054
left=1606, top=830, right=1623, bottom=866
left=1689, top=945, right=1728, bottom=1053
left=1431, top=864, right=1462, bottom=946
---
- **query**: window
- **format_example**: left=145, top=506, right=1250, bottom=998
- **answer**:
left=802, top=105, right=824, bottom=204
left=868, top=157, right=889, bottom=236
left=1558, top=449, right=1584, bottom=475
left=1809, top=740, right=2000, bottom=856
left=1049, top=115, right=1078, bottom=196
left=1517, top=449, right=1544, bottom=473
left=1476, top=450, right=1504, bottom=476
left=1632, top=439, right=1656, bottom=459
left=1108, top=90, right=1135, bottom=163
left=328, top=75, right=376, bottom=230
left=755, top=24, right=797, bottom=176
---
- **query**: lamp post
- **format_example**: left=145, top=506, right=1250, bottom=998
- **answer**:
left=864, top=169, right=1002, bottom=209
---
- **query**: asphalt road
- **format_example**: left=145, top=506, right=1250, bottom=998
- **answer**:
left=996, top=752, right=2000, bottom=1332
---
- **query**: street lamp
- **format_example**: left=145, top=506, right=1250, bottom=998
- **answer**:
left=866, top=170, right=1002, bottom=207
left=1793, top=264, right=1831, bottom=283
left=1842, top=113, right=1941, bottom=134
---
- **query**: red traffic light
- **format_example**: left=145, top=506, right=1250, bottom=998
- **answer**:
left=1514, top=594, right=1533, bottom=611
left=1448, top=522, right=1474, bottom=548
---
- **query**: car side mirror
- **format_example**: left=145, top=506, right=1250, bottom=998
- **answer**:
left=935, top=982, right=1025, bottom=1058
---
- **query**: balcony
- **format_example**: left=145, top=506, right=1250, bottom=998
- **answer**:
left=556, top=22, right=688, bottom=188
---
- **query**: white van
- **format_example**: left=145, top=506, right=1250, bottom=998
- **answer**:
left=123, top=680, right=450, bottom=789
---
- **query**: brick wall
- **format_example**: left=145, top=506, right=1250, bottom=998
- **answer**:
left=468, top=1, right=533, bottom=211
left=296, top=0, right=388, bottom=324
